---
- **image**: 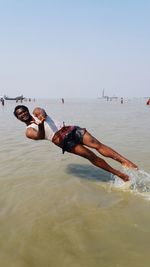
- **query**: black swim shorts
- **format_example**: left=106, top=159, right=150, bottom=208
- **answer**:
left=61, top=126, right=86, bottom=153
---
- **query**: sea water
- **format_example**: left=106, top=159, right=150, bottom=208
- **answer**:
left=0, top=98, right=150, bottom=267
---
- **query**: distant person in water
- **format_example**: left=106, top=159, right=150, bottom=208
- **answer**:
left=146, top=98, right=150, bottom=105
left=13, top=105, right=138, bottom=182
left=121, top=97, right=123, bottom=104
left=1, top=98, right=4, bottom=106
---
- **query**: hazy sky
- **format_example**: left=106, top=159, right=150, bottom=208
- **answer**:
left=0, top=0, right=150, bottom=98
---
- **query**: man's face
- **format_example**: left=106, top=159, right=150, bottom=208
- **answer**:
left=15, top=108, right=30, bottom=122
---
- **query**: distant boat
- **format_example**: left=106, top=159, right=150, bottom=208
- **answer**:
left=4, top=95, right=25, bottom=101
left=98, top=89, right=118, bottom=101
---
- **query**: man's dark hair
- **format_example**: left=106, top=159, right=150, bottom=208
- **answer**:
left=13, top=105, right=29, bottom=118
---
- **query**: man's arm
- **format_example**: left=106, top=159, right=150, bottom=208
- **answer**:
left=26, top=120, right=45, bottom=140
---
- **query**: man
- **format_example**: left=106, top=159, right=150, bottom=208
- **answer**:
left=14, top=105, right=138, bottom=182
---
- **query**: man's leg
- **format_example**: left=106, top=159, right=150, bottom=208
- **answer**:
left=70, top=144, right=129, bottom=181
left=82, top=131, right=138, bottom=169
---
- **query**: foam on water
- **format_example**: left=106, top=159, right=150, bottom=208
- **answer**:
left=111, top=168, right=150, bottom=200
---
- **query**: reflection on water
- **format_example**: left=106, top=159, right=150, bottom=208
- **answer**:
left=0, top=99, right=150, bottom=267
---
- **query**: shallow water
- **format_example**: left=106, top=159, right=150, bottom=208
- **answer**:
left=0, top=98, right=150, bottom=267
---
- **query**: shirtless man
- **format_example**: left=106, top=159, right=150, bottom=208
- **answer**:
left=14, top=105, right=138, bottom=182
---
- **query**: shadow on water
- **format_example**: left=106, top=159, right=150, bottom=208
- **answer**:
left=66, top=164, right=150, bottom=200
left=66, top=163, right=112, bottom=182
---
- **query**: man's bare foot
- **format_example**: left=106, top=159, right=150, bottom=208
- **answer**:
left=122, top=160, right=138, bottom=170
left=117, top=172, right=130, bottom=182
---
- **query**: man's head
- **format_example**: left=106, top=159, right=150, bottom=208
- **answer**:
left=14, top=105, right=31, bottom=123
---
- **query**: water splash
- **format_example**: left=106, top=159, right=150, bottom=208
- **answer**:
left=111, top=168, right=150, bottom=199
